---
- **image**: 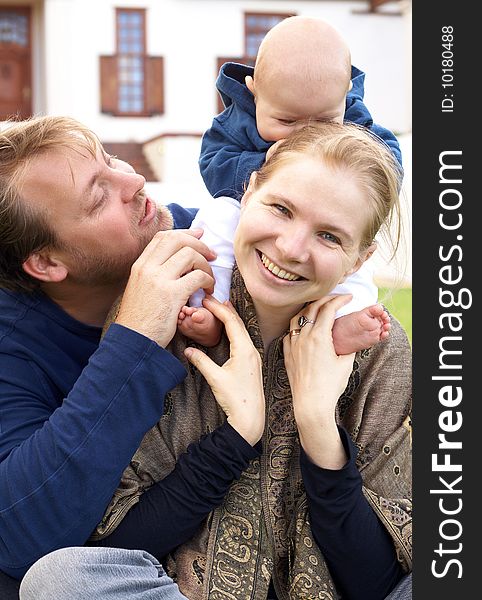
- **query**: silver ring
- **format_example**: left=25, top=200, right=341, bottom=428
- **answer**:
left=298, top=315, right=315, bottom=328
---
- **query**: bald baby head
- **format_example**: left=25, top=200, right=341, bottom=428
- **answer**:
left=246, top=16, right=352, bottom=142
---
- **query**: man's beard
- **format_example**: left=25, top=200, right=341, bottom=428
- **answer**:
left=64, top=245, right=142, bottom=287
left=60, top=204, right=164, bottom=288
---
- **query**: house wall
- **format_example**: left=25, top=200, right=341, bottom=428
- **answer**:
left=37, top=0, right=410, bottom=141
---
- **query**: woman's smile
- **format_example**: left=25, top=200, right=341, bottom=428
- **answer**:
left=258, top=251, right=304, bottom=282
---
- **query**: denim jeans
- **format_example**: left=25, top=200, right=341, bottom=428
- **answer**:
left=19, top=547, right=188, bottom=600
left=386, top=572, right=412, bottom=600
left=19, top=546, right=411, bottom=599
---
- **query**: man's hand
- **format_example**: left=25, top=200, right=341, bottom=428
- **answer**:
left=115, top=229, right=216, bottom=347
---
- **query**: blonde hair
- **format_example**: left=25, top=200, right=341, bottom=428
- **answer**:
left=252, top=121, right=403, bottom=257
left=0, top=116, right=99, bottom=292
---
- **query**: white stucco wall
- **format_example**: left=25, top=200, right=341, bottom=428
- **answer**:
left=38, top=0, right=411, bottom=141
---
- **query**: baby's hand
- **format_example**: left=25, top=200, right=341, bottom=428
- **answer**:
left=178, top=305, right=223, bottom=347
left=332, top=304, right=391, bottom=355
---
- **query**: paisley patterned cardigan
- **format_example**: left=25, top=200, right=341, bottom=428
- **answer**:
left=93, top=267, right=412, bottom=600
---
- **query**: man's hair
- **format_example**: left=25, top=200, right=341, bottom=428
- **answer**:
left=253, top=121, right=403, bottom=258
left=0, top=116, right=99, bottom=292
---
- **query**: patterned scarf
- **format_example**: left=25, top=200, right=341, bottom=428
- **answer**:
left=93, top=267, right=412, bottom=599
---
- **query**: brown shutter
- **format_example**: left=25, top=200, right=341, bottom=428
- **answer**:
left=145, top=56, right=164, bottom=115
left=99, top=55, right=118, bottom=114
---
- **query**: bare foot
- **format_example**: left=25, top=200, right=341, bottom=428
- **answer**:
left=178, top=305, right=223, bottom=347
left=332, top=304, right=391, bottom=355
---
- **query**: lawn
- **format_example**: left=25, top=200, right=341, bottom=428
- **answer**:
left=379, top=287, right=412, bottom=345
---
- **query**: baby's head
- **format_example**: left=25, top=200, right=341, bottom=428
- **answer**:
left=246, top=16, right=352, bottom=142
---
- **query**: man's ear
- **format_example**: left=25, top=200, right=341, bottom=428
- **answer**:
left=22, top=251, right=68, bottom=283
left=338, top=242, right=377, bottom=283
left=245, top=75, right=255, bottom=96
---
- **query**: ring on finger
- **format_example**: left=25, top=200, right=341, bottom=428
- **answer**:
left=289, top=328, right=301, bottom=338
left=298, top=315, right=316, bottom=329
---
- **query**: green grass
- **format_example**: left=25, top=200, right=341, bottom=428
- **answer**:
left=379, top=287, right=412, bottom=345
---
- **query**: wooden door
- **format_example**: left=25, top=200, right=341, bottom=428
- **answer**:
left=0, top=7, right=32, bottom=120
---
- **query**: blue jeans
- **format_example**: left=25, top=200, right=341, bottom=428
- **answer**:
left=19, top=547, right=188, bottom=600
left=386, top=572, right=412, bottom=600
left=19, top=546, right=411, bottom=599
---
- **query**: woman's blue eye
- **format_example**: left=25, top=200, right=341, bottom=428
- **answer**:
left=319, top=232, right=340, bottom=244
left=274, top=204, right=290, bottom=215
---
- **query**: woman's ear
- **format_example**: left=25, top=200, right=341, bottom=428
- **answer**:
left=338, top=242, right=377, bottom=283
left=22, top=250, right=68, bottom=284
left=360, top=241, right=377, bottom=264
left=241, top=171, right=258, bottom=207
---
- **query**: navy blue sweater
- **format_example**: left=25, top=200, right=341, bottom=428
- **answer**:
left=0, top=204, right=202, bottom=578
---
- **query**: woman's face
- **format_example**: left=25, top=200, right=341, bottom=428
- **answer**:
left=234, top=154, right=374, bottom=313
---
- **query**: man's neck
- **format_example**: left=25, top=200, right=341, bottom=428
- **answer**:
left=41, top=281, right=125, bottom=327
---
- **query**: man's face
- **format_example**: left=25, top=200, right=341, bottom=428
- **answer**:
left=20, top=145, right=163, bottom=286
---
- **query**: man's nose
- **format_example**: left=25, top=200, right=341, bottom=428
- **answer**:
left=120, top=171, right=146, bottom=203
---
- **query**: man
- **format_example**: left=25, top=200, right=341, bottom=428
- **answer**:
left=0, top=116, right=259, bottom=592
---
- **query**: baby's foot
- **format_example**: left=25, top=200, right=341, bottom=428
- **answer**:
left=178, top=305, right=223, bottom=347
left=332, top=304, right=391, bottom=355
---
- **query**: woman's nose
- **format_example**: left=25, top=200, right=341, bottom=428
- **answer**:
left=275, top=228, right=311, bottom=263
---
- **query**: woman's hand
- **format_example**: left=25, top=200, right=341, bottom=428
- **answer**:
left=283, top=295, right=355, bottom=468
left=184, top=296, right=265, bottom=445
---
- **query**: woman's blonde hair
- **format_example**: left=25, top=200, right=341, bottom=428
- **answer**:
left=252, top=121, right=403, bottom=257
left=0, top=116, right=99, bottom=292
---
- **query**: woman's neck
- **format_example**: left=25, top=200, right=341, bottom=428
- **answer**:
left=254, top=300, right=304, bottom=352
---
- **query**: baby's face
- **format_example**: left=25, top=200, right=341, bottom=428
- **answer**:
left=254, top=82, right=347, bottom=142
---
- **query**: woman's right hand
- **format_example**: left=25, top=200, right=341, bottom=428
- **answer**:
left=183, top=296, right=265, bottom=445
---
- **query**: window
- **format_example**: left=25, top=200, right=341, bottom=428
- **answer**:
left=215, top=12, right=294, bottom=113
left=0, top=10, right=28, bottom=46
left=100, top=8, right=164, bottom=116
left=0, top=7, right=32, bottom=119
left=244, top=13, right=293, bottom=60
left=117, top=9, right=145, bottom=113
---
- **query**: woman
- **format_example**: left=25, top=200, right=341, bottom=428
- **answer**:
left=21, top=122, right=411, bottom=600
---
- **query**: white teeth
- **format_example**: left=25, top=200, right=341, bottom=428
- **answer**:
left=260, top=254, right=300, bottom=281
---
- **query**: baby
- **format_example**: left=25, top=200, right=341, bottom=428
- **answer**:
left=178, top=16, right=401, bottom=353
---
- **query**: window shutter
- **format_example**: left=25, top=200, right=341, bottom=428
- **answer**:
left=100, top=55, right=118, bottom=114
left=145, top=56, right=164, bottom=115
